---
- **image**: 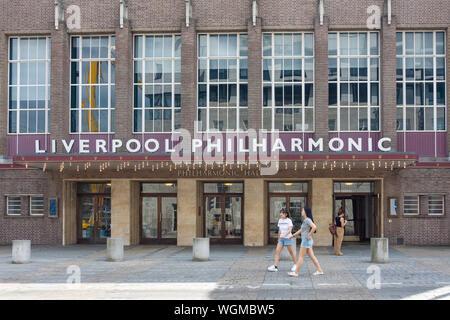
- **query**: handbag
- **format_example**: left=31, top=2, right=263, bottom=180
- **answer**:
left=329, top=224, right=337, bottom=235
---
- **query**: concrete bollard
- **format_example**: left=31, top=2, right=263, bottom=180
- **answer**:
left=280, top=240, right=297, bottom=261
left=12, top=240, right=31, bottom=264
left=106, top=238, right=124, bottom=262
left=193, top=238, right=210, bottom=261
left=371, top=238, right=389, bottom=263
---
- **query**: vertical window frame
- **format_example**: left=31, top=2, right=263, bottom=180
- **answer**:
left=328, top=31, right=380, bottom=132
left=133, top=34, right=181, bottom=133
left=8, top=37, right=51, bottom=134
left=262, top=32, right=315, bottom=133
left=70, top=35, right=116, bottom=134
left=197, top=33, right=248, bottom=133
left=396, top=31, right=447, bottom=132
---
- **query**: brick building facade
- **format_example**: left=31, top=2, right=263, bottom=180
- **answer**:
left=0, top=0, right=449, bottom=246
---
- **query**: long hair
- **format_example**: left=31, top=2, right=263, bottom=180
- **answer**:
left=303, top=206, right=313, bottom=222
left=303, top=206, right=316, bottom=233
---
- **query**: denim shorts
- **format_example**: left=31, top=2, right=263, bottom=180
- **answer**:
left=278, top=238, right=293, bottom=246
left=300, top=237, right=313, bottom=248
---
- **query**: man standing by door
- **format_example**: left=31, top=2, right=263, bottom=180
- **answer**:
left=334, top=208, right=347, bottom=256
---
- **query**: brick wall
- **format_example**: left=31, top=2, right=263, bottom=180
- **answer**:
left=384, top=168, right=450, bottom=245
left=0, top=169, right=63, bottom=245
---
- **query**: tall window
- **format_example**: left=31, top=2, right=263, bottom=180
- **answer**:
left=263, top=33, right=314, bottom=132
left=396, top=31, right=446, bottom=131
left=198, top=34, right=248, bottom=132
left=70, top=36, right=116, bottom=133
left=133, top=35, right=181, bottom=133
left=328, top=32, right=380, bottom=132
left=8, top=37, right=51, bottom=134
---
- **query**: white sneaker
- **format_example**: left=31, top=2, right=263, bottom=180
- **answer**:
left=313, top=270, right=324, bottom=276
left=267, top=265, right=279, bottom=272
left=291, top=265, right=297, bottom=272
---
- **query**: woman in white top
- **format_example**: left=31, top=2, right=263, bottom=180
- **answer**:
left=267, top=208, right=298, bottom=272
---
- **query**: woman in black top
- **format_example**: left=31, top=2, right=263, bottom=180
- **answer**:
left=334, top=208, right=347, bottom=256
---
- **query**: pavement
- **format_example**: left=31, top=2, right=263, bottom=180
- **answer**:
left=0, top=243, right=449, bottom=300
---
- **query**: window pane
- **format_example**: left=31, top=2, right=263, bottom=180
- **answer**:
left=340, top=33, right=348, bottom=55
left=405, top=107, right=414, bottom=130
left=437, top=107, right=445, bottom=130
left=436, top=82, right=445, bottom=105
left=425, top=83, right=433, bottom=105
left=405, top=58, right=414, bottom=80
left=424, top=107, right=434, bottom=130
left=414, top=32, right=424, bottom=55
left=415, top=57, right=424, bottom=81
left=415, top=83, right=424, bottom=105
left=293, top=34, right=302, bottom=56
left=304, top=33, right=313, bottom=56
left=329, top=83, right=337, bottom=106
left=349, top=33, right=358, bottom=55
left=263, top=84, right=272, bottom=107
left=396, top=108, right=403, bottom=130
left=436, top=58, right=445, bottom=80
left=370, top=108, right=379, bottom=130
left=405, top=33, right=414, bottom=55
left=424, top=32, right=433, bottom=55
left=328, top=33, right=337, bottom=56
left=199, top=34, right=207, bottom=57
left=370, top=83, right=379, bottom=106
left=396, top=83, right=403, bottom=105
left=416, top=107, right=424, bottom=130
left=305, top=84, right=313, bottom=106
left=239, top=34, right=248, bottom=57
left=328, top=108, right=337, bottom=131
left=370, top=33, right=378, bottom=55
left=263, top=34, right=272, bottom=57
left=396, top=32, right=403, bottom=55
left=406, top=83, right=414, bottom=105
left=328, top=58, right=337, bottom=81
left=436, top=32, right=445, bottom=55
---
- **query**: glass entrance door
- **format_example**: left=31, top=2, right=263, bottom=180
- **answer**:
left=205, top=195, right=242, bottom=243
left=141, top=196, right=177, bottom=243
left=269, top=195, right=307, bottom=243
left=335, top=196, right=364, bottom=241
left=78, top=196, right=111, bottom=243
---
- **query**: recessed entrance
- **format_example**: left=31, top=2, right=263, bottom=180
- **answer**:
left=140, top=183, right=177, bottom=244
left=333, top=182, right=380, bottom=242
left=203, top=182, right=243, bottom=244
left=268, top=182, right=309, bottom=244
left=77, top=183, right=111, bottom=244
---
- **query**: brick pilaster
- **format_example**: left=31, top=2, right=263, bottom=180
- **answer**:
left=50, top=26, right=70, bottom=151
left=247, top=17, right=262, bottom=131
left=114, top=21, right=133, bottom=148
left=181, top=20, right=197, bottom=135
left=380, top=16, right=398, bottom=152
left=314, top=16, right=329, bottom=150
